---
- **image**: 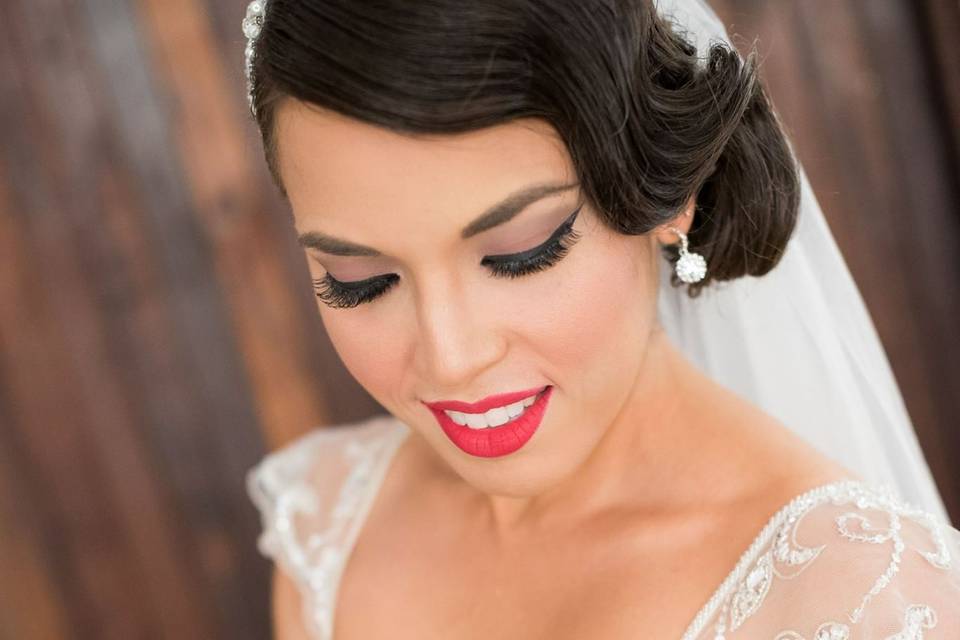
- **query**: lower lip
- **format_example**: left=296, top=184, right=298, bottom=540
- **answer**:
left=428, top=386, right=553, bottom=458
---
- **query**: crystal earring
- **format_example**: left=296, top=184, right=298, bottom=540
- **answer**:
left=666, top=225, right=707, bottom=284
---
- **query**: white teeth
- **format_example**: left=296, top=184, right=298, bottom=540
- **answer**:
left=505, top=400, right=524, bottom=418
left=465, top=413, right=486, bottom=429
left=444, top=390, right=542, bottom=429
left=485, top=407, right=510, bottom=427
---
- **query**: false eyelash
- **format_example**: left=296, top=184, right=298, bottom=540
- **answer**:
left=312, top=273, right=399, bottom=309
left=312, top=203, right=584, bottom=309
left=480, top=204, right=583, bottom=279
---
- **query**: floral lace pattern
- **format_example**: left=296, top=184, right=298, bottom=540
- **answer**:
left=246, top=415, right=410, bottom=639
left=682, top=480, right=957, bottom=640
left=247, top=415, right=960, bottom=639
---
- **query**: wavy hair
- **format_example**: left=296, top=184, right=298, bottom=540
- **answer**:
left=247, top=0, right=800, bottom=297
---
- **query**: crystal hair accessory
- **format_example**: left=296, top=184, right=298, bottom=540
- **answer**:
left=242, top=0, right=269, bottom=117
left=666, top=225, right=708, bottom=284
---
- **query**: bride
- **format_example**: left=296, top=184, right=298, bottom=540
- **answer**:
left=241, top=0, right=960, bottom=638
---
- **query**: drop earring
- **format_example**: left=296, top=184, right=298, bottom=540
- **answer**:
left=666, top=226, right=707, bottom=284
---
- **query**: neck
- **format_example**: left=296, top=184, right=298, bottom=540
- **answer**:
left=470, top=325, right=723, bottom=540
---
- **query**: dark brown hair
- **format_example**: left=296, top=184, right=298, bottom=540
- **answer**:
left=248, top=0, right=800, bottom=297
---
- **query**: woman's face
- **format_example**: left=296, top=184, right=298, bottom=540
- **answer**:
left=274, top=99, right=670, bottom=500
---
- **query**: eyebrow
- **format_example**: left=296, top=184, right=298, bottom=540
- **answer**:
left=297, top=180, right=581, bottom=257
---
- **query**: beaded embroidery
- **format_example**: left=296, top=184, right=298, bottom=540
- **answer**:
left=246, top=416, right=409, bottom=639
left=684, top=480, right=954, bottom=640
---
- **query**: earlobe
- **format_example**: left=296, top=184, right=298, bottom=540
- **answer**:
left=655, top=195, right=696, bottom=246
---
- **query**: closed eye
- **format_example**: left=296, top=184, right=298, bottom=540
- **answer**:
left=312, top=203, right=584, bottom=309
left=480, top=202, right=582, bottom=279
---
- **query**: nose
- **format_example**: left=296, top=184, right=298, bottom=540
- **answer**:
left=413, top=273, right=506, bottom=394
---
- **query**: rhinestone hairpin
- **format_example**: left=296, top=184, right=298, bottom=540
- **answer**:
left=242, top=0, right=269, bottom=117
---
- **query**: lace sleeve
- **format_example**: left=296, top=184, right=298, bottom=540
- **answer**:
left=245, top=414, right=408, bottom=639
left=701, top=482, right=960, bottom=639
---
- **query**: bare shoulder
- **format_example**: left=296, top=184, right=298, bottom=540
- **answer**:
left=693, top=381, right=861, bottom=519
left=271, top=565, right=313, bottom=640
left=738, top=411, right=862, bottom=518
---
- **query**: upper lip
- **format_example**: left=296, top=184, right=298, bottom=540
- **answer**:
left=421, top=385, right=548, bottom=413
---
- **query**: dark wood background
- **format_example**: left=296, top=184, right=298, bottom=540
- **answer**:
left=0, top=1, right=957, bottom=638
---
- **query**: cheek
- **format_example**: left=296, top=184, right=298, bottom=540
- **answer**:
left=519, top=235, right=657, bottom=393
left=319, top=307, right=408, bottom=410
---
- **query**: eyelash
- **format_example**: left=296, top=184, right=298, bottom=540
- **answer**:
left=312, top=204, right=584, bottom=309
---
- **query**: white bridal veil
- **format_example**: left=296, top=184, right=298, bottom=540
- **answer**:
left=655, top=0, right=951, bottom=525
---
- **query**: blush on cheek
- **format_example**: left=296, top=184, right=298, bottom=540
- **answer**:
left=321, top=311, right=407, bottom=411
left=521, top=236, right=656, bottom=410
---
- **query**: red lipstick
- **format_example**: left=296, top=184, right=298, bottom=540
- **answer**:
left=421, top=385, right=553, bottom=458
left=422, top=385, right=548, bottom=414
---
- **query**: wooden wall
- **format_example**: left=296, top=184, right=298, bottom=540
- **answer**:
left=0, top=1, right=956, bottom=638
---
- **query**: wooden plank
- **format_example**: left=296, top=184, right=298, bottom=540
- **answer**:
left=1, top=0, right=231, bottom=636
left=0, top=159, right=73, bottom=640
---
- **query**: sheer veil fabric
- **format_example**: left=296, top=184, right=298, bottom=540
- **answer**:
left=654, top=0, right=952, bottom=526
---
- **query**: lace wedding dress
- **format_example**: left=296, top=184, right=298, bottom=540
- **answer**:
left=246, top=414, right=960, bottom=640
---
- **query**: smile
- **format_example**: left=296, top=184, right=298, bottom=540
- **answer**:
left=422, top=386, right=553, bottom=457
left=442, top=390, right=540, bottom=429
